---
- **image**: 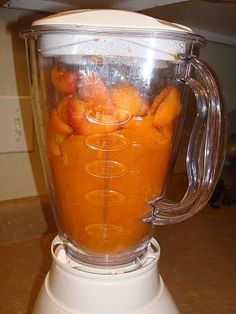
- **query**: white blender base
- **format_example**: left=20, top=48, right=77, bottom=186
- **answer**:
left=33, top=237, right=179, bottom=314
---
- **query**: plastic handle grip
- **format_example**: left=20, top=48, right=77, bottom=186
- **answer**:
left=143, top=58, right=226, bottom=225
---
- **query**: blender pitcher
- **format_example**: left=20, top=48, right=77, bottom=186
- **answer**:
left=20, top=10, right=225, bottom=266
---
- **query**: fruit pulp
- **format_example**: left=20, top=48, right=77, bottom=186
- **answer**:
left=47, top=68, right=181, bottom=255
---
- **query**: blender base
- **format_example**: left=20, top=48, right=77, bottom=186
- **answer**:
left=33, top=236, right=179, bottom=314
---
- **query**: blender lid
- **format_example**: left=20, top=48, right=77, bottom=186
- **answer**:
left=31, top=9, right=193, bottom=34
left=21, top=10, right=205, bottom=62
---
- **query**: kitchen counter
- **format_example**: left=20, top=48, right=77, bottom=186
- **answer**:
left=0, top=203, right=236, bottom=314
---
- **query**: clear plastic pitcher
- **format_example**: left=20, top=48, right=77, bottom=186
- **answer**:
left=20, top=10, right=225, bottom=265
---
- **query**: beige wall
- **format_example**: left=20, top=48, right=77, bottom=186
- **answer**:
left=0, top=8, right=47, bottom=201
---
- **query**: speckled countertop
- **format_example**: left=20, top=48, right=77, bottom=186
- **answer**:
left=0, top=203, right=236, bottom=314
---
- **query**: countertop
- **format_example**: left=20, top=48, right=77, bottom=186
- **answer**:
left=0, top=204, right=236, bottom=314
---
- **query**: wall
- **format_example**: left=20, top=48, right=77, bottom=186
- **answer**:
left=0, top=8, right=47, bottom=201
left=200, top=42, right=236, bottom=115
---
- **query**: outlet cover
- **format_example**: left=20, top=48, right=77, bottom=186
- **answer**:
left=0, top=96, right=34, bottom=153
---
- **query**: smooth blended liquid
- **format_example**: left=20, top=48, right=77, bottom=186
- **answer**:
left=48, top=115, right=173, bottom=254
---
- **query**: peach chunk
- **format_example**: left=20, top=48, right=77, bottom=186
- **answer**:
left=152, top=86, right=181, bottom=128
left=47, top=107, right=73, bottom=158
left=110, top=83, right=142, bottom=117
left=67, top=98, right=89, bottom=134
left=77, top=73, right=111, bottom=106
left=123, top=114, right=154, bottom=130
left=49, top=108, right=73, bottom=136
left=67, top=98, right=119, bottom=135
left=57, top=96, right=73, bottom=123
left=51, top=67, right=77, bottom=94
left=138, top=96, right=151, bottom=116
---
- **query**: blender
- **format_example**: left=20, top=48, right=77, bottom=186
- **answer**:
left=20, top=10, right=225, bottom=314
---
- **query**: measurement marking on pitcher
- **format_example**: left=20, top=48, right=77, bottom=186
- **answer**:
left=85, top=190, right=125, bottom=206
left=85, top=132, right=128, bottom=240
left=85, top=133, right=129, bottom=151
left=85, top=160, right=127, bottom=178
left=85, top=223, right=124, bottom=240
left=85, top=107, right=130, bottom=126
left=103, top=148, right=110, bottom=239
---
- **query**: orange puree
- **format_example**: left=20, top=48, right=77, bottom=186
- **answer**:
left=47, top=75, right=181, bottom=254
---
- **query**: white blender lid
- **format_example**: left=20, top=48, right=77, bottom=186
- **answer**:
left=26, top=10, right=203, bottom=62
left=32, top=9, right=193, bottom=34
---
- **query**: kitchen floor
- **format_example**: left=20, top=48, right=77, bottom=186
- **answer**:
left=0, top=204, right=236, bottom=314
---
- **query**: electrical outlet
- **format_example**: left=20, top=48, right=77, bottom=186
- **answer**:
left=0, top=96, right=34, bottom=153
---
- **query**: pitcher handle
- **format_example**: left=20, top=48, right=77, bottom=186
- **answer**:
left=143, top=57, right=226, bottom=225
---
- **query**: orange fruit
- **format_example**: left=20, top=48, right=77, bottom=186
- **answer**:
left=77, top=73, right=111, bottom=106
left=152, top=86, right=181, bottom=128
left=51, top=67, right=77, bottom=94
left=49, top=108, right=73, bottom=135
left=110, top=83, right=142, bottom=117
left=67, top=98, right=121, bottom=135
left=138, top=96, right=151, bottom=116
